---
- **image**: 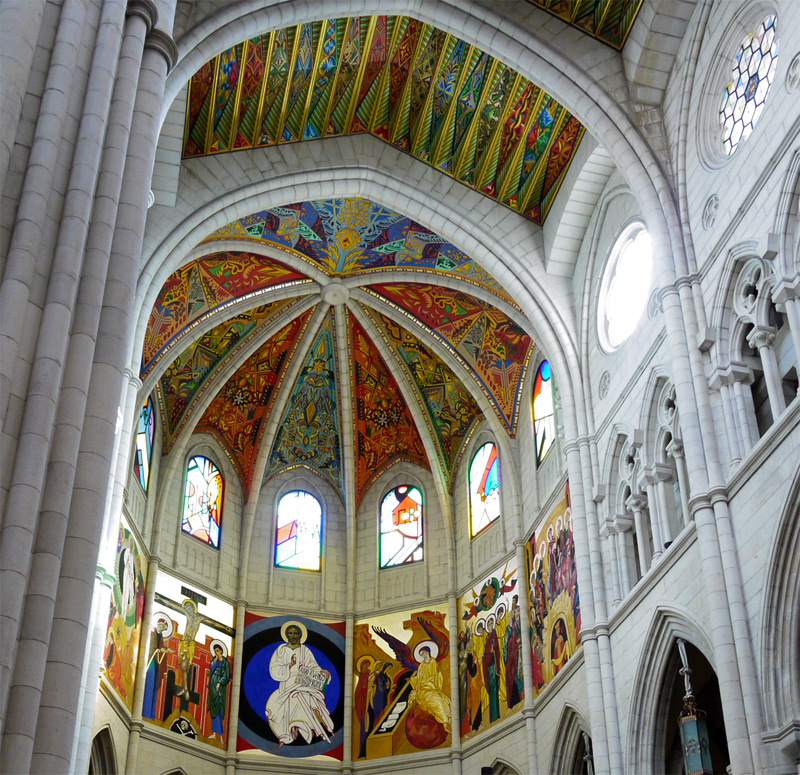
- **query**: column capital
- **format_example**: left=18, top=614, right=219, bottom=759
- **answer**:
left=640, top=463, right=674, bottom=485
left=772, top=273, right=800, bottom=306
left=127, top=0, right=158, bottom=30
left=613, top=514, right=634, bottom=533
left=124, top=367, right=143, bottom=389
left=747, top=325, right=777, bottom=351
left=599, top=518, right=617, bottom=538
left=666, top=437, right=685, bottom=459
left=145, top=28, right=179, bottom=72
left=626, top=493, right=648, bottom=513
left=708, top=360, right=754, bottom=389
left=674, top=272, right=701, bottom=291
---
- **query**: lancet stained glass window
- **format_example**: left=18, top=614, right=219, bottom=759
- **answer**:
left=275, top=490, right=322, bottom=570
left=533, top=360, right=555, bottom=464
left=719, top=15, right=779, bottom=156
left=470, top=443, right=500, bottom=536
left=133, top=396, right=155, bottom=492
left=182, top=456, right=223, bottom=548
left=379, top=485, right=423, bottom=568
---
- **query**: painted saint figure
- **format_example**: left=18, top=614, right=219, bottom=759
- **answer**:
left=207, top=643, right=231, bottom=741
left=409, top=647, right=451, bottom=730
left=551, top=619, right=572, bottom=676
left=481, top=618, right=502, bottom=723
left=142, top=616, right=172, bottom=719
left=265, top=622, right=334, bottom=747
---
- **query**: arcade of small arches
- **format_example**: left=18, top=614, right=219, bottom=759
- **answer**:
left=0, top=2, right=799, bottom=775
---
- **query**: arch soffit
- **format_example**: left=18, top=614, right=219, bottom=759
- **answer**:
left=625, top=603, right=716, bottom=773
left=638, top=366, right=676, bottom=465
left=600, top=422, right=634, bottom=495
left=772, top=147, right=800, bottom=276
left=760, top=464, right=800, bottom=727
left=549, top=701, right=591, bottom=775
left=162, top=0, right=685, bottom=297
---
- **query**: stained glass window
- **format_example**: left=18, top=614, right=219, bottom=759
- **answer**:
left=719, top=15, right=778, bottom=156
left=379, top=485, right=423, bottom=567
left=470, top=442, right=500, bottom=536
left=275, top=490, right=322, bottom=570
left=182, top=456, right=223, bottom=548
left=133, top=396, right=155, bottom=492
left=598, top=222, right=652, bottom=352
left=533, top=360, right=554, bottom=464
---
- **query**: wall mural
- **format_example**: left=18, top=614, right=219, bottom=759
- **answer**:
left=201, top=198, right=515, bottom=304
left=352, top=608, right=451, bottom=760
left=367, top=306, right=481, bottom=487
left=457, top=561, right=523, bottom=739
left=183, top=18, right=586, bottom=224
left=195, top=309, right=312, bottom=494
left=157, top=299, right=297, bottom=452
left=267, top=310, right=343, bottom=496
left=102, top=520, right=147, bottom=710
left=142, top=252, right=309, bottom=376
left=525, top=483, right=581, bottom=695
left=369, top=283, right=533, bottom=435
left=142, top=572, right=235, bottom=748
left=350, top=313, right=429, bottom=504
left=238, top=613, right=346, bottom=760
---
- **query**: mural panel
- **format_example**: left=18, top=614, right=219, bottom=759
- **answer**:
left=238, top=613, right=346, bottom=760
left=352, top=608, right=451, bottom=760
left=457, top=561, right=523, bottom=739
left=369, top=283, right=533, bottom=435
left=349, top=313, right=429, bottom=504
left=142, top=252, right=308, bottom=376
left=525, top=483, right=581, bottom=695
left=142, top=572, right=235, bottom=748
left=201, top=197, right=515, bottom=304
left=102, top=520, right=147, bottom=710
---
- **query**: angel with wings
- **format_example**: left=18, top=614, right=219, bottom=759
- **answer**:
left=373, top=617, right=451, bottom=732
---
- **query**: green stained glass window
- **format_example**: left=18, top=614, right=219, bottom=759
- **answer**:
left=275, top=490, right=322, bottom=570
left=379, top=485, right=423, bottom=567
left=533, top=360, right=554, bottom=465
left=182, top=456, right=223, bottom=548
left=133, top=396, right=155, bottom=492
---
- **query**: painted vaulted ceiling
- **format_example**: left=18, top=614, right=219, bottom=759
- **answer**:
left=149, top=200, right=534, bottom=503
left=182, top=16, right=588, bottom=223
left=525, top=0, right=644, bottom=50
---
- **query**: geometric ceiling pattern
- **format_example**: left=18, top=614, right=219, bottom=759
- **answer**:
left=201, top=197, right=517, bottom=305
left=367, top=283, right=533, bottom=434
left=183, top=16, right=586, bottom=223
left=524, top=0, right=644, bottom=50
left=141, top=251, right=310, bottom=375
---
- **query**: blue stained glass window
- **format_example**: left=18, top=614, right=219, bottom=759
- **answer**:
left=275, top=490, right=322, bottom=570
left=379, top=485, right=423, bottom=567
left=133, top=396, right=155, bottom=492
left=533, top=360, right=554, bottom=464
left=182, top=456, right=223, bottom=548
left=470, top=442, right=500, bottom=536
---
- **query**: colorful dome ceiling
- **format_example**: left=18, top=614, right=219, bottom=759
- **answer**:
left=182, top=15, right=587, bottom=224
left=145, top=199, right=534, bottom=504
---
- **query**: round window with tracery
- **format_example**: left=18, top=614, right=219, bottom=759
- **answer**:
left=598, top=222, right=653, bottom=353
left=719, top=14, right=779, bottom=156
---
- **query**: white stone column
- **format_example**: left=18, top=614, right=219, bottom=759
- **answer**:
left=29, top=20, right=177, bottom=773
left=773, top=274, right=800, bottom=399
left=748, top=325, right=786, bottom=419
left=708, top=364, right=744, bottom=467
left=731, top=374, right=759, bottom=453
left=599, top=520, right=621, bottom=606
left=626, top=494, right=651, bottom=572
left=666, top=439, right=691, bottom=528
left=0, top=0, right=47, bottom=195
left=652, top=464, right=676, bottom=546
left=612, top=515, right=633, bottom=597
left=224, top=601, right=247, bottom=775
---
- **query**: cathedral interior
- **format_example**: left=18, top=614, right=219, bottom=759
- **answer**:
left=0, top=1, right=799, bottom=774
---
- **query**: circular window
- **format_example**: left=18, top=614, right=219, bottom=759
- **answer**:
left=598, top=222, right=653, bottom=353
left=719, top=14, right=779, bottom=156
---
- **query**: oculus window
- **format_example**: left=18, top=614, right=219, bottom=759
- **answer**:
left=379, top=485, right=423, bottom=567
left=275, top=490, right=322, bottom=571
left=133, top=396, right=155, bottom=492
left=720, top=15, right=778, bottom=156
left=533, top=360, right=554, bottom=464
left=470, top=442, right=500, bottom=536
left=182, top=456, right=223, bottom=548
left=598, top=222, right=652, bottom=353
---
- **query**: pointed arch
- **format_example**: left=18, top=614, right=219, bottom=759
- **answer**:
left=626, top=604, right=716, bottom=774
left=88, top=727, right=116, bottom=775
left=760, top=465, right=800, bottom=729
left=549, top=702, right=591, bottom=775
